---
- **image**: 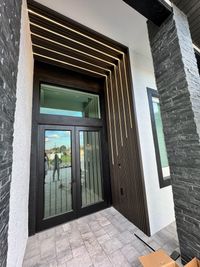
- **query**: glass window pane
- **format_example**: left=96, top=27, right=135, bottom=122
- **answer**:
left=44, top=130, right=72, bottom=219
left=40, top=83, right=101, bottom=119
left=152, top=97, right=170, bottom=180
left=79, top=131, right=103, bottom=207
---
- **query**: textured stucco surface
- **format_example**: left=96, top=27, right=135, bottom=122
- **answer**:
left=6, top=1, right=34, bottom=266
left=0, top=0, right=22, bottom=265
left=148, top=5, right=200, bottom=262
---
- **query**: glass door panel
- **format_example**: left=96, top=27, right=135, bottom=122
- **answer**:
left=79, top=131, right=103, bottom=207
left=44, top=130, right=72, bottom=218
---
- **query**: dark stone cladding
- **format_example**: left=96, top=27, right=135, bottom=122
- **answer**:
left=148, top=5, right=200, bottom=263
left=0, top=0, right=22, bottom=266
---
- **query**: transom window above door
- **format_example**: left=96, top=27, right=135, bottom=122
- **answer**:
left=40, top=83, right=101, bottom=119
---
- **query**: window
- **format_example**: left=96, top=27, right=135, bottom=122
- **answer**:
left=147, top=88, right=171, bottom=188
left=40, top=83, right=101, bottom=119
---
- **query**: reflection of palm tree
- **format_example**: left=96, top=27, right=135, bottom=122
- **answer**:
left=53, top=153, right=61, bottom=181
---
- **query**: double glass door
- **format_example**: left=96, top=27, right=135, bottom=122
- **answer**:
left=37, top=125, right=107, bottom=230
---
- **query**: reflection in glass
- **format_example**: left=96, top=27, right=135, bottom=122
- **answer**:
left=44, top=130, right=72, bottom=218
left=80, top=131, right=103, bottom=207
left=152, top=97, right=170, bottom=179
left=40, top=84, right=101, bottom=119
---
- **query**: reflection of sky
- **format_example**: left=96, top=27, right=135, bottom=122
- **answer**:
left=41, top=107, right=82, bottom=117
left=45, top=130, right=84, bottom=149
left=153, top=101, right=159, bottom=113
left=45, top=130, right=71, bottom=150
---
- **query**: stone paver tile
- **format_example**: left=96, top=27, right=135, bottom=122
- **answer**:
left=82, top=231, right=95, bottom=242
left=56, top=237, right=70, bottom=255
left=62, top=223, right=72, bottom=233
left=78, top=223, right=91, bottom=234
left=66, top=254, right=93, bottom=267
left=121, top=243, right=140, bottom=263
left=151, top=234, right=165, bottom=247
left=134, top=228, right=151, bottom=243
left=85, top=239, right=103, bottom=257
left=108, top=249, right=131, bottom=266
left=56, top=249, right=73, bottom=265
left=148, top=240, right=161, bottom=251
left=93, top=228, right=107, bottom=238
left=23, top=208, right=179, bottom=267
left=97, top=233, right=111, bottom=245
left=48, top=259, right=58, bottom=267
left=89, top=221, right=102, bottom=232
left=115, top=230, right=135, bottom=245
left=72, top=245, right=88, bottom=257
left=102, top=237, right=123, bottom=254
left=91, top=251, right=112, bottom=267
left=103, top=223, right=119, bottom=237
left=40, top=237, right=56, bottom=261
left=23, top=254, right=41, bottom=267
left=97, top=216, right=111, bottom=227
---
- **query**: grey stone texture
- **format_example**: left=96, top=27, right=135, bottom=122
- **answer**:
left=148, top=5, right=200, bottom=263
left=23, top=207, right=181, bottom=267
left=0, top=0, right=22, bottom=266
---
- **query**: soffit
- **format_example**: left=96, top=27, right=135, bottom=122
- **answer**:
left=172, top=0, right=200, bottom=49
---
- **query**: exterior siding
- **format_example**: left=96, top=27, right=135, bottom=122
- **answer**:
left=0, top=0, right=22, bottom=265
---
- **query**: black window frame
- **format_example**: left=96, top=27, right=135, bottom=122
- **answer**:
left=147, top=87, right=171, bottom=188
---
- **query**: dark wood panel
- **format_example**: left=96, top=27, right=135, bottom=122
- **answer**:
left=32, top=45, right=107, bottom=76
left=28, top=13, right=122, bottom=59
left=31, top=35, right=112, bottom=70
left=34, top=61, right=104, bottom=91
left=30, top=24, right=116, bottom=66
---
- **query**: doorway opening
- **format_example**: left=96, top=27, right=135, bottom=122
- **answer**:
left=30, top=62, right=111, bottom=232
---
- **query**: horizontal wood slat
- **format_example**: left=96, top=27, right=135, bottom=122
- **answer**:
left=27, top=0, right=127, bottom=53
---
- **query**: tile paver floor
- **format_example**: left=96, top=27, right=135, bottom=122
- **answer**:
left=23, top=207, right=182, bottom=267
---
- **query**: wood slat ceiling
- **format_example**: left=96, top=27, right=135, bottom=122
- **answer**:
left=172, top=0, right=200, bottom=48
left=27, top=1, right=128, bottom=79
left=27, top=0, right=132, bottom=165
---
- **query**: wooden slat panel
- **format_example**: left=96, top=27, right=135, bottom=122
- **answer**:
left=31, top=35, right=112, bottom=71
left=33, top=55, right=104, bottom=79
left=27, top=0, right=127, bottom=53
left=28, top=13, right=122, bottom=59
left=30, top=24, right=116, bottom=65
left=33, top=45, right=107, bottom=76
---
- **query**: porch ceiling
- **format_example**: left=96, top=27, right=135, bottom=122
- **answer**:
left=172, top=0, right=200, bottom=49
left=123, top=0, right=200, bottom=51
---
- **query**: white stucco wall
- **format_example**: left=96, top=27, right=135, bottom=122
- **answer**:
left=130, top=51, right=175, bottom=234
left=36, top=0, right=175, bottom=235
left=7, top=1, right=34, bottom=266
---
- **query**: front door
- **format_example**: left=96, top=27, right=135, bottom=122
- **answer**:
left=31, top=63, right=111, bottom=233
left=37, top=125, right=108, bottom=230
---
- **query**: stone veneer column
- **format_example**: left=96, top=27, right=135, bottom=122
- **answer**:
left=0, top=0, right=22, bottom=266
left=148, top=5, right=200, bottom=263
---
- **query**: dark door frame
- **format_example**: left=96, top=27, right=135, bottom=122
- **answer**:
left=29, top=61, right=111, bottom=235
left=37, top=125, right=109, bottom=232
